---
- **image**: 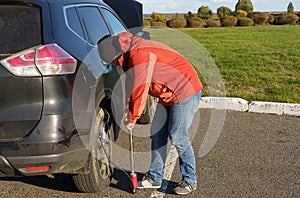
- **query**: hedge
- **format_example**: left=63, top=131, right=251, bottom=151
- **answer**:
left=206, top=19, right=221, bottom=27
left=221, top=16, right=237, bottom=27
left=187, top=17, right=205, bottom=28
left=167, top=18, right=187, bottom=28
left=274, top=13, right=299, bottom=25
left=248, top=12, right=268, bottom=25
left=150, top=21, right=166, bottom=27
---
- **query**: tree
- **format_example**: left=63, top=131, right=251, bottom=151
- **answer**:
left=217, top=6, right=232, bottom=19
left=235, top=0, right=254, bottom=13
left=287, top=2, right=294, bottom=14
left=197, top=6, right=213, bottom=20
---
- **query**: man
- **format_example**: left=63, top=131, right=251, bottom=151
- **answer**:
left=98, top=32, right=202, bottom=195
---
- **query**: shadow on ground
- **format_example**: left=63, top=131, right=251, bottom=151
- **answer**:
left=0, top=168, right=178, bottom=196
left=0, top=174, right=79, bottom=192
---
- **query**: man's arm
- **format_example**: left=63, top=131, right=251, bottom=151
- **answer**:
left=126, top=51, right=157, bottom=124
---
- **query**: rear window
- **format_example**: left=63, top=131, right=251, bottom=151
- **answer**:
left=0, top=5, right=41, bottom=58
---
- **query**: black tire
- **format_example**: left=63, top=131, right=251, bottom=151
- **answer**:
left=72, top=107, right=113, bottom=193
left=137, top=96, right=157, bottom=124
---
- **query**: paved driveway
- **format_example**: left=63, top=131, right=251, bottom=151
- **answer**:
left=0, top=109, right=299, bottom=197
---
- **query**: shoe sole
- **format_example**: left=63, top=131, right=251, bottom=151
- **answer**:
left=174, top=188, right=197, bottom=195
left=137, top=185, right=161, bottom=189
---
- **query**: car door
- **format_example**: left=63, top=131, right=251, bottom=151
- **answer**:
left=62, top=4, right=127, bottom=132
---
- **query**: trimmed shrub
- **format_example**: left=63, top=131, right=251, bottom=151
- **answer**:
left=236, top=10, right=248, bottom=18
left=150, top=12, right=165, bottom=23
left=167, top=18, right=187, bottom=28
left=248, top=12, right=268, bottom=25
left=149, top=12, right=167, bottom=28
left=274, top=13, right=299, bottom=25
left=143, top=19, right=151, bottom=27
left=266, top=14, right=275, bottom=24
left=150, top=21, right=166, bottom=27
left=186, top=17, right=205, bottom=28
left=217, top=6, right=232, bottom=19
left=206, top=19, right=221, bottom=27
left=221, top=16, right=237, bottom=27
left=237, top=17, right=254, bottom=26
left=198, top=6, right=213, bottom=20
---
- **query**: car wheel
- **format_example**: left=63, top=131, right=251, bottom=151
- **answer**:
left=137, top=95, right=157, bottom=124
left=72, top=107, right=113, bottom=193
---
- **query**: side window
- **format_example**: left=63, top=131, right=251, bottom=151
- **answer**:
left=77, top=6, right=110, bottom=45
left=65, top=7, right=85, bottom=39
left=101, top=8, right=127, bottom=36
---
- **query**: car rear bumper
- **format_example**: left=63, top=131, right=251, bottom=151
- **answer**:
left=0, top=113, right=90, bottom=177
left=0, top=148, right=88, bottom=177
left=0, top=155, right=15, bottom=177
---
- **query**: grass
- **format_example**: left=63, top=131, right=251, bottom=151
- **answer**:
left=145, top=26, right=300, bottom=103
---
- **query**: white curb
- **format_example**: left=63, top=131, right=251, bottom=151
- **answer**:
left=199, top=97, right=248, bottom=112
left=249, top=101, right=300, bottom=116
left=199, top=97, right=300, bottom=117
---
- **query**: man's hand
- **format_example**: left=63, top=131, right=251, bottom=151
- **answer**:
left=159, top=91, right=174, bottom=103
left=126, top=122, right=135, bottom=131
left=122, top=114, right=136, bottom=132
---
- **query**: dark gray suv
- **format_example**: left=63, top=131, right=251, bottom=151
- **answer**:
left=0, top=0, right=152, bottom=193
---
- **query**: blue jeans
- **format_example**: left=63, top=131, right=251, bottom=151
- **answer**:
left=149, top=91, right=202, bottom=184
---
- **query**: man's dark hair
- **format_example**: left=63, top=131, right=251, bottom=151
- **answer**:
left=98, top=35, right=122, bottom=64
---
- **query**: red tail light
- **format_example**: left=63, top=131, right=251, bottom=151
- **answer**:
left=0, top=44, right=77, bottom=77
left=36, top=44, right=77, bottom=75
left=6, top=50, right=35, bottom=67
left=1, top=48, right=40, bottom=76
left=25, top=166, right=50, bottom=172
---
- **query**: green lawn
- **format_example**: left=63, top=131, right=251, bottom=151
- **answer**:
left=145, top=26, right=300, bottom=103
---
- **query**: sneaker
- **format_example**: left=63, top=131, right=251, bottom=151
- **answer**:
left=173, top=180, right=197, bottom=195
left=137, top=176, right=162, bottom=189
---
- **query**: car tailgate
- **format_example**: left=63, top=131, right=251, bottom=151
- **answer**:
left=0, top=3, right=43, bottom=140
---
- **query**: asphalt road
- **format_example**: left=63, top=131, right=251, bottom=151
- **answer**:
left=0, top=109, right=299, bottom=198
